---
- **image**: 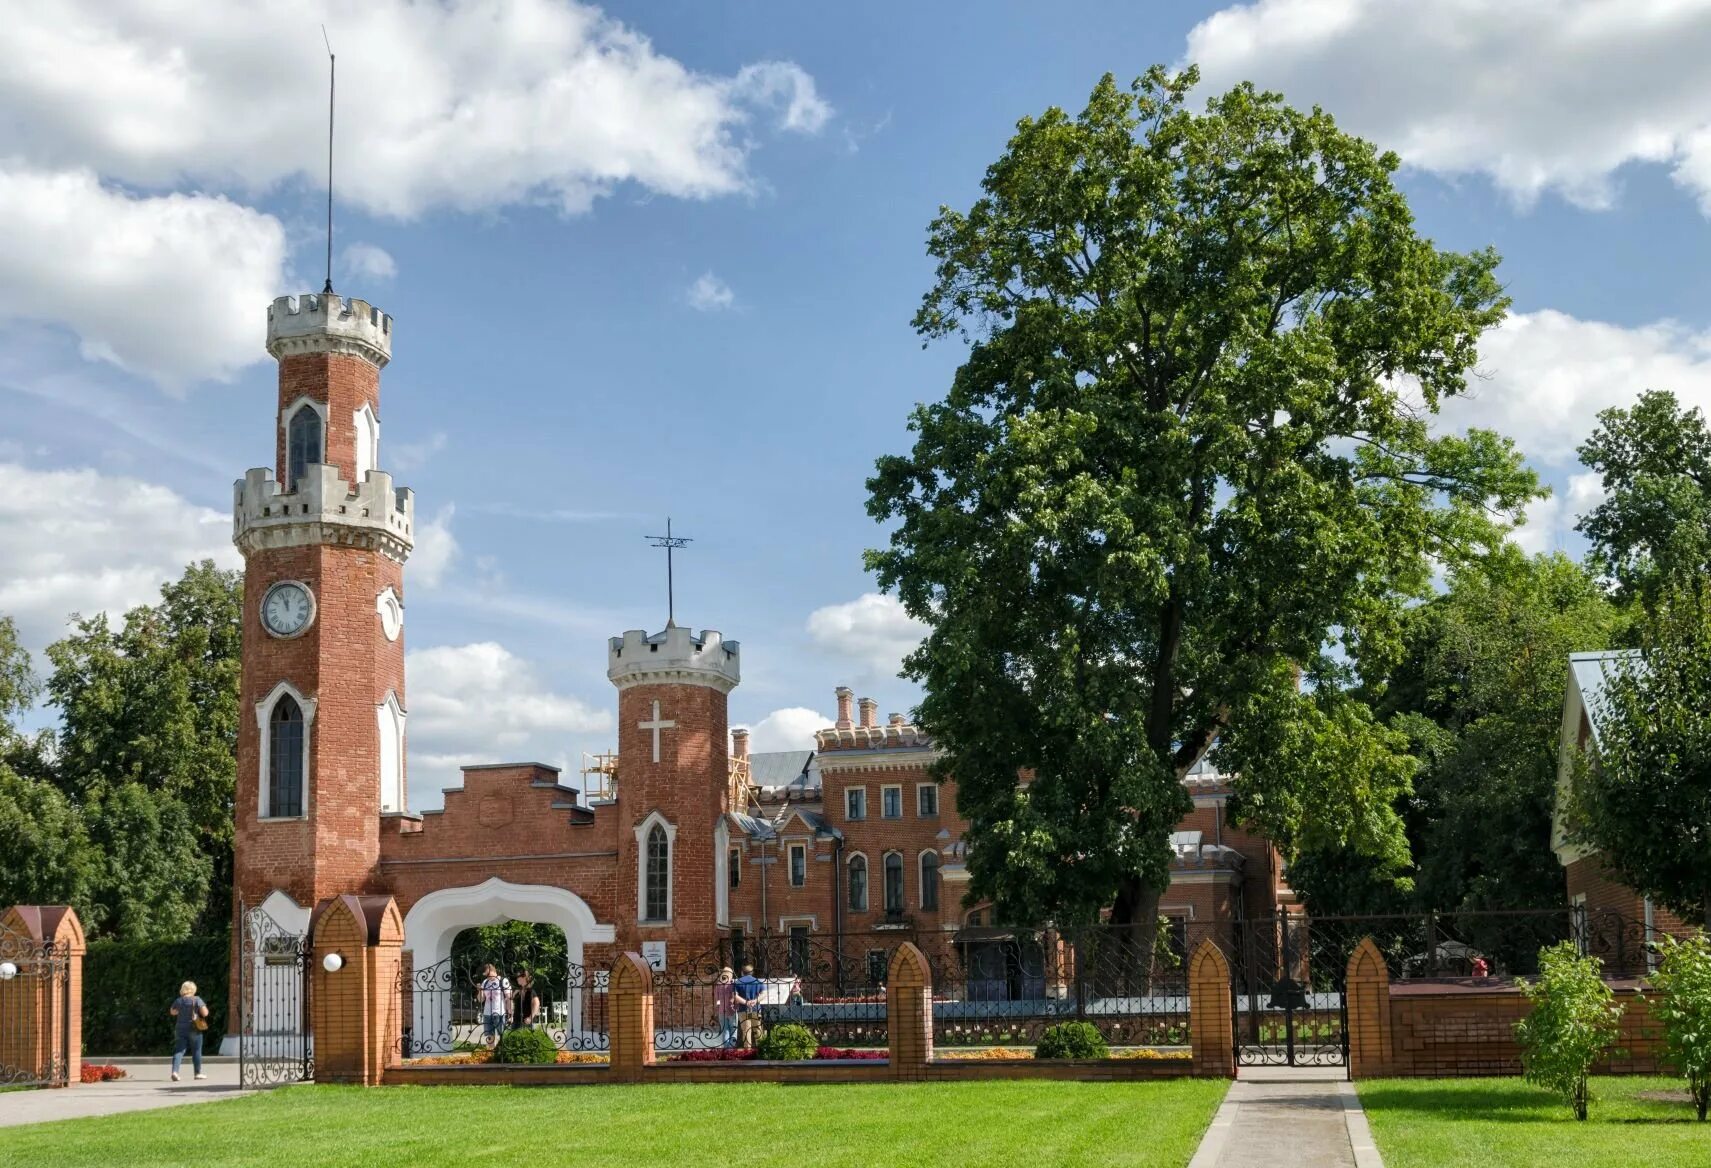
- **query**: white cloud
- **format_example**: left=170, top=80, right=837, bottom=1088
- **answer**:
left=738, top=707, right=832, bottom=754
left=1439, top=310, right=1711, bottom=468
left=1187, top=0, right=1711, bottom=211
left=0, top=167, right=286, bottom=389
left=411, top=504, right=459, bottom=588
left=806, top=592, right=928, bottom=679
left=2, top=0, right=832, bottom=219
left=389, top=432, right=447, bottom=473
left=0, top=462, right=238, bottom=651
left=1511, top=472, right=1608, bottom=556
left=341, top=242, right=397, bottom=283
left=686, top=272, right=736, bottom=312
left=405, top=641, right=612, bottom=803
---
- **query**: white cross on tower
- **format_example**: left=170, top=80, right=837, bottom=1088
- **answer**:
left=639, top=699, right=676, bottom=764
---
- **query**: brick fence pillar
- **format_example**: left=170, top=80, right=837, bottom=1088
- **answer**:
left=1345, top=936, right=1392, bottom=1080
left=886, top=942, right=932, bottom=1080
left=309, top=895, right=404, bottom=1085
left=1188, top=939, right=1234, bottom=1079
left=609, top=952, right=656, bottom=1082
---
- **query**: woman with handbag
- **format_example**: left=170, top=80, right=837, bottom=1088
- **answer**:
left=168, top=980, right=210, bottom=1082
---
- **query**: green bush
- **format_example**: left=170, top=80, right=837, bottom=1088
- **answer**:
left=493, top=1026, right=558, bottom=1065
left=1035, top=1022, right=1109, bottom=1060
left=1645, top=932, right=1711, bottom=1122
left=757, top=1022, right=818, bottom=1061
left=83, top=933, right=229, bottom=1055
left=1515, top=941, right=1624, bottom=1120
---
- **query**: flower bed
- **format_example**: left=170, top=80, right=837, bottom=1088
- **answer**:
left=935, top=1046, right=1191, bottom=1062
left=408, top=1050, right=607, bottom=1066
left=81, top=1064, right=128, bottom=1083
left=665, top=1046, right=888, bottom=1063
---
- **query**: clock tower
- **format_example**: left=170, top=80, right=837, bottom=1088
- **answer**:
left=231, top=292, right=413, bottom=917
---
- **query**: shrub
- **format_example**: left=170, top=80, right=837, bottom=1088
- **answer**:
left=1515, top=942, right=1624, bottom=1120
left=1645, top=932, right=1711, bottom=1122
left=669, top=1048, right=755, bottom=1062
left=1035, top=1022, right=1109, bottom=1060
left=83, top=933, right=229, bottom=1055
left=756, top=1022, right=818, bottom=1061
left=815, top=1046, right=887, bottom=1060
left=493, top=1027, right=558, bottom=1065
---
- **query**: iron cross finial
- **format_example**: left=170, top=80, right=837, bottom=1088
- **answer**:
left=644, top=518, right=692, bottom=628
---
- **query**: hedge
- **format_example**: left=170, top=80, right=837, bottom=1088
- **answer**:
left=83, top=933, right=229, bottom=1055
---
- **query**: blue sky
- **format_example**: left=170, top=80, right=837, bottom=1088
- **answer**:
left=7, top=1, right=1711, bottom=811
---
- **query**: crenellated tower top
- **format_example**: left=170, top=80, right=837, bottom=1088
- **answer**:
left=607, top=626, right=741, bottom=694
left=267, top=293, right=392, bottom=367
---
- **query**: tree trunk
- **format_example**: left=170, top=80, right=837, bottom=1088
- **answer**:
left=1108, top=877, right=1163, bottom=996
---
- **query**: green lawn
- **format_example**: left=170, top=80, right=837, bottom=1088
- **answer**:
left=1359, top=1077, right=1709, bottom=1168
left=7, top=1079, right=1229, bottom=1168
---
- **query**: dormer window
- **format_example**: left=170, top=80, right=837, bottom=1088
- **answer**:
left=287, top=403, right=324, bottom=490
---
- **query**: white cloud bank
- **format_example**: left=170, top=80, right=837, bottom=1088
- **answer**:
left=0, top=168, right=286, bottom=388
left=405, top=641, right=612, bottom=802
left=2, top=0, right=832, bottom=219
left=1187, top=0, right=1711, bottom=212
left=687, top=272, right=736, bottom=312
left=0, top=462, right=239, bottom=651
left=739, top=707, right=831, bottom=754
left=806, top=592, right=928, bottom=680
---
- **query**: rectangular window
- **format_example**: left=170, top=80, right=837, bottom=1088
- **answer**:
left=881, top=785, right=902, bottom=819
left=866, top=950, right=887, bottom=986
left=789, top=926, right=811, bottom=976
left=730, top=926, right=745, bottom=971
left=917, top=783, right=939, bottom=817
left=884, top=854, right=904, bottom=914
left=845, top=787, right=866, bottom=821
left=728, top=846, right=741, bottom=888
left=789, top=844, right=807, bottom=888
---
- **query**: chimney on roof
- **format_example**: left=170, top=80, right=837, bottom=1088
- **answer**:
left=858, top=697, right=878, bottom=729
left=731, top=727, right=750, bottom=761
left=835, top=686, right=854, bottom=730
left=888, top=712, right=905, bottom=727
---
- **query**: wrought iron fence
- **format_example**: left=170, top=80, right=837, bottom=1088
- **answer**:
left=0, top=919, right=71, bottom=1088
left=397, top=952, right=608, bottom=1057
left=235, top=901, right=312, bottom=1088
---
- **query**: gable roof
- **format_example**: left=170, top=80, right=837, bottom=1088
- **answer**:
left=1554, top=648, right=1642, bottom=865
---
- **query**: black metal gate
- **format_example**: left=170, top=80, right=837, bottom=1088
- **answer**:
left=236, top=901, right=311, bottom=1088
left=0, top=918, right=71, bottom=1087
left=1232, top=908, right=1348, bottom=1068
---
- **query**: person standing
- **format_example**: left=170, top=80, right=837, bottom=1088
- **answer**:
left=168, top=981, right=209, bottom=1082
left=733, top=963, right=765, bottom=1049
left=476, top=964, right=511, bottom=1048
left=713, top=966, right=737, bottom=1048
left=510, top=969, right=541, bottom=1032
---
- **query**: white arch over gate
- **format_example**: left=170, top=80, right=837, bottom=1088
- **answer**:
left=400, top=878, right=616, bottom=1054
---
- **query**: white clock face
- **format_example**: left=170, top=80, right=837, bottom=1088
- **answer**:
left=262, top=581, right=315, bottom=638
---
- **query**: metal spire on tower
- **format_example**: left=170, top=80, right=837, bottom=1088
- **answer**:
left=321, top=26, right=336, bottom=295
left=645, top=518, right=693, bottom=628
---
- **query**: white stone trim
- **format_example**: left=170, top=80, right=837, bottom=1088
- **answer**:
left=844, top=785, right=867, bottom=821
left=279, top=395, right=328, bottom=490
left=846, top=851, right=870, bottom=911
left=881, top=849, right=905, bottom=914
left=714, top=817, right=731, bottom=929
left=787, top=842, right=808, bottom=887
left=635, top=811, right=677, bottom=924
left=917, top=848, right=942, bottom=910
left=880, top=783, right=903, bottom=819
left=376, top=586, right=404, bottom=642
left=255, top=680, right=316, bottom=820
left=816, top=750, right=945, bottom=775
left=916, top=781, right=939, bottom=817
left=353, top=402, right=379, bottom=483
left=377, top=690, right=406, bottom=814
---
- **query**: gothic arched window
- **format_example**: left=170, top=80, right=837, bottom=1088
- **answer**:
left=644, top=824, right=670, bottom=921
left=883, top=852, right=904, bottom=915
left=920, top=852, right=941, bottom=911
left=848, top=854, right=868, bottom=912
left=287, top=404, right=323, bottom=490
left=268, top=695, right=305, bottom=818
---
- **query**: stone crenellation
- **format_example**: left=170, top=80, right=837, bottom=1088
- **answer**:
left=267, top=293, right=393, bottom=368
left=607, top=626, right=741, bottom=693
left=234, top=464, right=415, bottom=563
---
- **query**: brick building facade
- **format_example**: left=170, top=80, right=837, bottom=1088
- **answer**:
left=229, top=291, right=1291, bottom=1030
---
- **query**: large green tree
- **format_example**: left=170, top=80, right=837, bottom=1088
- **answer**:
left=1571, top=585, right=1711, bottom=929
left=867, top=68, right=1538, bottom=930
left=1577, top=389, right=1711, bottom=605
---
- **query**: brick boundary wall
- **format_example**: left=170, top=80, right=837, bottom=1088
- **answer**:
left=0, top=906, right=84, bottom=1087
left=886, top=941, right=932, bottom=1081
left=1344, top=933, right=1671, bottom=1079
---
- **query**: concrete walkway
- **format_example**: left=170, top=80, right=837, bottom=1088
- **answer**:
left=0, top=1059, right=251, bottom=1129
left=1189, top=1067, right=1383, bottom=1168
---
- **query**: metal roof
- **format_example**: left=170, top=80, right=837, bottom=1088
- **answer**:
left=748, top=749, right=816, bottom=790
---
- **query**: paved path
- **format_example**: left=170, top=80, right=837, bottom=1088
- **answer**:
left=0, top=1059, right=250, bottom=1129
left=1189, top=1067, right=1383, bottom=1168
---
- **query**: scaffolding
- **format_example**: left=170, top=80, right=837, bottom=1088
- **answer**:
left=579, top=751, right=618, bottom=801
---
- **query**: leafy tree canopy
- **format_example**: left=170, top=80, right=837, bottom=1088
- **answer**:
left=867, top=67, right=1538, bottom=927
